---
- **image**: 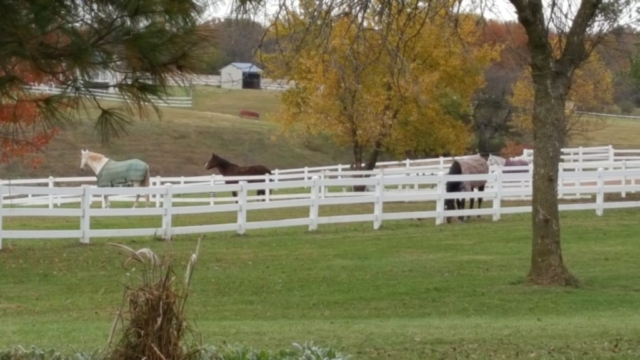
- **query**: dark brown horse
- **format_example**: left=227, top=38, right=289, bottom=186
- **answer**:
left=204, top=153, right=271, bottom=199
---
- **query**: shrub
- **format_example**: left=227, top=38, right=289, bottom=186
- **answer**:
left=105, top=239, right=202, bottom=360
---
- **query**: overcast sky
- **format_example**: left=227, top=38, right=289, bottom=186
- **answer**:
left=205, top=0, right=637, bottom=29
left=205, top=0, right=520, bottom=23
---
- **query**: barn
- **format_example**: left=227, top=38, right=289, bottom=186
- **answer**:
left=219, top=62, right=262, bottom=90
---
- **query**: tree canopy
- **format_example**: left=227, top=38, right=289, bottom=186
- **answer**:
left=261, top=3, right=499, bottom=167
left=0, top=0, right=210, bottom=165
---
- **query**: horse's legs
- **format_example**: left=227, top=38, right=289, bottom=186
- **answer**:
left=457, top=198, right=466, bottom=221
left=257, top=189, right=265, bottom=201
left=469, top=189, right=475, bottom=221
left=477, top=184, right=486, bottom=218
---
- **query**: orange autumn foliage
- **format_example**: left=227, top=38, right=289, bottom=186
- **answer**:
left=0, top=63, right=62, bottom=168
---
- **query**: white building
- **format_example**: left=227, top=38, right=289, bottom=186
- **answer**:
left=86, top=69, right=122, bottom=93
left=219, top=62, right=262, bottom=90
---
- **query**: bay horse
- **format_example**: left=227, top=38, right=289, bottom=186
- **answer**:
left=204, top=152, right=271, bottom=199
left=80, top=150, right=151, bottom=208
left=444, top=155, right=489, bottom=223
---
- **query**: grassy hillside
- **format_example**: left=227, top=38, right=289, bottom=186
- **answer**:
left=191, top=86, right=283, bottom=116
left=0, top=88, right=349, bottom=179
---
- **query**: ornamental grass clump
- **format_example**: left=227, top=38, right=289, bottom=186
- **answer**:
left=106, top=238, right=202, bottom=360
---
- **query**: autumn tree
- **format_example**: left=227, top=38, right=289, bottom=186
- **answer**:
left=510, top=50, right=614, bottom=146
left=630, top=43, right=640, bottom=91
left=502, top=0, right=639, bottom=286
left=0, top=0, right=210, bottom=165
left=261, top=2, right=498, bottom=169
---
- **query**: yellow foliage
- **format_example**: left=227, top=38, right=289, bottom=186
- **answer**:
left=509, top=49, right=613, bottom=143
left=260, top=6, right=499, bottom=163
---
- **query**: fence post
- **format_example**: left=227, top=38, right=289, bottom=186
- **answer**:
left=210, top=175, right=216, bottom=206
left=48, top=176, right=54, bottom=209
left=609, top=145, right=615, bottom=171
left=80, top=185, right=91, bottom=244
left=155, top=176, right=162, bottom=207
left=320, top=171, right=326, bottom=199
left=339, top=164, right=347, bottom=192
left=264, top=173, right=270, bottom=203
left=525, top=163, right=533, bottom=199
left=439, top=156, right=444, bottom=171
left=621, top=160, right=627, bottom=198
left=180, top=176, right=185, bottom=186
left=162, top=184, right=173, bottom=240
left=493, top=170, right=503, bottom=221
left=578, top=146, right=583, bottom=166
left=435, top=172, right=445, bottom=225
left=596, top=167, right=604, bottom=216
left=373, top=174, right=383, bottom=230
left=309, top=176, right=319, bottom=231
left=274, top=169, right=279, bottom=183
left=0, top=183, right=3, bottom=250
left=237, top=181, right=247, bottom=235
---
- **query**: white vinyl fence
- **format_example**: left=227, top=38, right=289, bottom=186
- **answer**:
left=5, top=145, right=640, bottom=209
left=24, top=85, right=193, bottom=108
left=1, top=166, right=640, bottom=249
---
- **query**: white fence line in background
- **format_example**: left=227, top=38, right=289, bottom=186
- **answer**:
left=23, top=85, right=193, bottom=108
left=6, top=145, right=640, bottom=209
left=183, top=75, right=292, bottom=90
left=1, top=167, right=639, bottom=249
left=575, top=111, right=640, bottom=120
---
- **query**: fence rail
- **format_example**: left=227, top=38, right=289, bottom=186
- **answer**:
left=1, top=166, right=640, bottom=249
left=24, top=85, right=193, bottom=108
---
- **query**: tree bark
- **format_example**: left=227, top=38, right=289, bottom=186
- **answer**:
left=509, top=0, right=603, bottom=287
left=526, top=75, right=578, bottom=286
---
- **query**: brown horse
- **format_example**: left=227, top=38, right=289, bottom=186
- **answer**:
left=204, top=152, right=271, bottom=199
left=444, top=155, right=489, bottom=223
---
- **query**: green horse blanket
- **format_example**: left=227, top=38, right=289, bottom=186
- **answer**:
left=96, top=159, right=148, bottom=187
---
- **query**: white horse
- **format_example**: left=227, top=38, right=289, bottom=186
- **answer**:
left=80, top=150, right=151, bottom=208
left=487, top=154, right=506, bottom=167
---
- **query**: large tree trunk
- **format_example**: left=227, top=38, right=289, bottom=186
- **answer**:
left=508, top=0, right=605, bottom=288
left=526, top=75, right=578, bottom=286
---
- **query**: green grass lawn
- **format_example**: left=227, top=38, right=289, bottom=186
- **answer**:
left=2, top=204, right=640, bottom=359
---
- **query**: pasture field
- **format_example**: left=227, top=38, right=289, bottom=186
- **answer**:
left=2, top=201, right=640, bottom=359
left=573, top=115, right=640, bottom=149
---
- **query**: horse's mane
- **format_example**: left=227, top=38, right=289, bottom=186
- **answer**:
left=87, top=151, right=107, bottom=162
left=214, top=154, right=236, bottom=169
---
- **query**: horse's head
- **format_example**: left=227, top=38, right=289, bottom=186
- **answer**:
left=205, top=153, right=220, bottom=170
left=80, top=149, right=89, bottom=170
